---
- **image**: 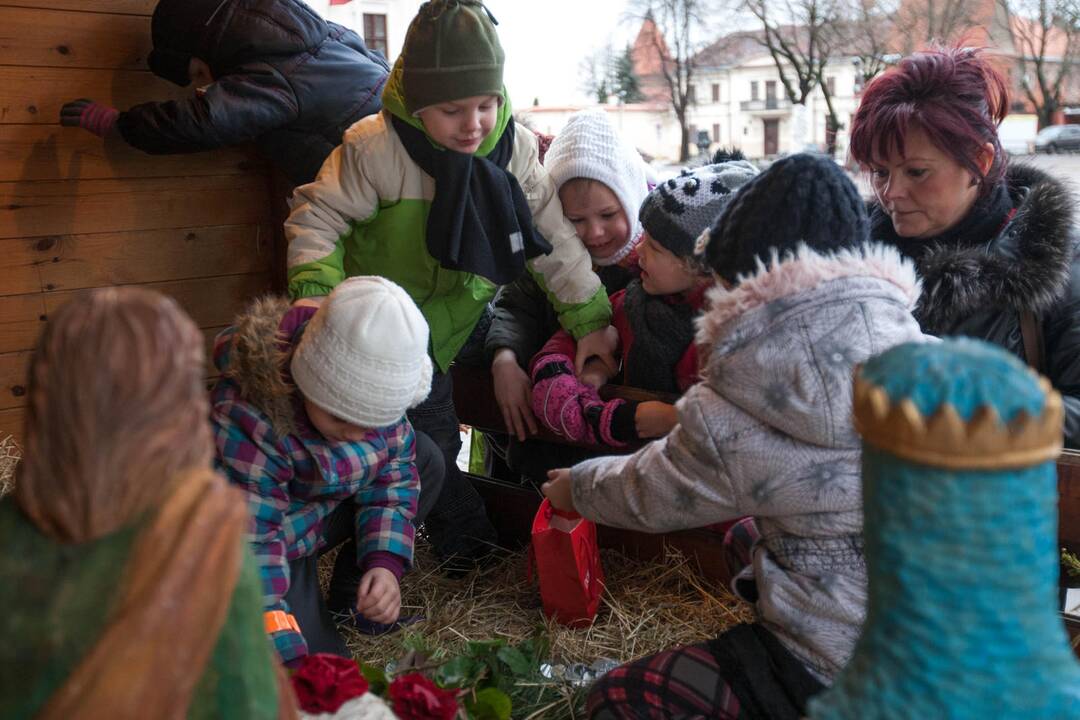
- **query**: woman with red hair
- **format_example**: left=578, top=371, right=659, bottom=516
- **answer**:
left=850, top=46, right=1080, bottom=447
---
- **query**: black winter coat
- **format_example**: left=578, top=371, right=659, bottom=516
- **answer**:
left=116, top=0, right=389, bottom=185
left=870, top=163, right=1080, bottom=447
left=485, top=263, right=638, bottom=369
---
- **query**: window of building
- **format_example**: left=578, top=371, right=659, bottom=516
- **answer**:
left=765, top=80, right=776, bottom=100
left=363, top=14, right=388, bottom=58
left=687, top=84, right=697, bottom=103
left=712, top=83, right=720, bottom=103
left=826, top=75, right=836, bottom=96
left=750, top=81, right=759, bottom=101
left=689, top=123, right=697, bottom=140
left=713, top=123, right=720, bottom=144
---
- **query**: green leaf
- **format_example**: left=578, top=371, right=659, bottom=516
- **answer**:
left=496, top=646, right=533, bottom=676
left=358, top=662, right=388, bottom=695
left=466, top=639, right=506, bottom=656
left=466, top=687, right=512, bottom=720
left=434, top=655, right=483, bottom=688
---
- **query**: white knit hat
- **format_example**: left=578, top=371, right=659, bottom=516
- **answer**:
left=290, top=276, right=433, bottom=429
left=545, top=109, right=652, bottom=266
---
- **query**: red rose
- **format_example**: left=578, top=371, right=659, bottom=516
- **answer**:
left=291, top=653, right=370, bottom=714
left=388, top=673, right=459, bottom=720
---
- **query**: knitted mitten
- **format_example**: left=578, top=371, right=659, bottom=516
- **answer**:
left=531, top=354, right=596, bottom=443
left=60, top=98, right=119, bottom=137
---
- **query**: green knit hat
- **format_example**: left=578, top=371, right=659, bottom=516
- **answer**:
left=400, top=0, right=505, bottom=115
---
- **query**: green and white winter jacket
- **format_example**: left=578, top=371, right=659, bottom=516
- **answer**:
left=285, top=69, right=611, bottom=372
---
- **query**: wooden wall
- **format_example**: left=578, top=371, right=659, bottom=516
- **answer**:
left=0, top=0, right=277, bottom=444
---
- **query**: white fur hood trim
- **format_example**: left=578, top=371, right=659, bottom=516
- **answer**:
left=696, top=242, right=920, bottom=347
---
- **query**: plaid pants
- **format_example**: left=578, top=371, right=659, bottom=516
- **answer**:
left=587, top=518, right=759, bottom=719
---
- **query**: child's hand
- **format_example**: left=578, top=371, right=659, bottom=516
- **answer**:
left=542, top=469, right=577, bottom=513
left=578, top=358, right=610, bottom=390
left=492, top=348, right=537, bottom=441
left=355, top=568, right=401, bottom=624
left=574, top=325, right=619, bottom=376
left=635, top=401, right=678, bottom=438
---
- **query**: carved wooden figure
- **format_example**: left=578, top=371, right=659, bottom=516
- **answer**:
left=810, top=338, right=1080, bottom=719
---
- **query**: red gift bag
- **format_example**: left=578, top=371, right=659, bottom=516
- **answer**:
left=529, top=498, right=605, bottom=627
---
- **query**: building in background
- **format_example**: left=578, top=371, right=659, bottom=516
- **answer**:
left=305, top=0, right=422, bottom=63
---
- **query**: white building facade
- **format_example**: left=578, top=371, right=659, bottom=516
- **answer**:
left=687, top=51, right=863, bottom=160
left=304, top=0, right=422, bottom=63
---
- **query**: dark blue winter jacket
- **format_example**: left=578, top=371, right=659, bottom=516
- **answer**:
left=117, top=0, right=390, bottom=185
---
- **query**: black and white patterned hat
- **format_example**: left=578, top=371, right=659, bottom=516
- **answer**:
left=639, top=160, right=760, bottom=258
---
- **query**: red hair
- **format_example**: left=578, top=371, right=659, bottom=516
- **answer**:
left=849, top=46, right=1009, bottom=194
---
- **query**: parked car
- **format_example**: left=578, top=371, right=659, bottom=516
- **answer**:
left=1034, top=124, right=1080, bottom=153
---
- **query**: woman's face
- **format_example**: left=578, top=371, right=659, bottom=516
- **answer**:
left=866, top=124, right=992, bottom=239
left=559, top=180, right=631, bottom=261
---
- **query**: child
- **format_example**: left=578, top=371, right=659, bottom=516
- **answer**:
left=543, top=154, right=927, bottom=719
left=485, top=108, right=653, bottom=440
left=530, top=160, right=759, bottom=449
left=284, top=0, right=615, bottom=567
left=211, top=276, right=444, bottom=668
left=60, top=0, right=390, bottom=185
left=1, top=288, right=290, bottom=718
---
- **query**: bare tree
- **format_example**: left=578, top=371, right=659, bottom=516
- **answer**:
left=627, top=0, right=717, bottom=161
left=745, top=0, right=847, bottom=155
left=580, top=44, right=616, bottom=104
left=999, top=0, right=1080, bottom=128
left=893, top=0, right=983, bottom=52
left=844, top=0, right=899, bottom=86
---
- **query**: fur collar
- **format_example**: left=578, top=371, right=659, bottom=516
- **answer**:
left=877, top=163, right=1077, bottom=333
left=225, top=295, right=299, bottom=436
left=696, top=243, right=920, bottom=348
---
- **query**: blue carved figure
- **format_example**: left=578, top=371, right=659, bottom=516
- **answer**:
left=810, top=337, right=1080, bottom=719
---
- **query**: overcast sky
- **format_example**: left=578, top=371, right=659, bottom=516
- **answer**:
left=482, top=0, right=638, bottom=108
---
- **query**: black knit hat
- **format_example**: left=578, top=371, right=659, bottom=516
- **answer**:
left=703, top=153, right=869, bottom=284
left=148, top=0, right=230, bottom=86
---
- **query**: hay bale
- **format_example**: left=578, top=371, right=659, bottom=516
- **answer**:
left=0, top=434, right=20, bottom=498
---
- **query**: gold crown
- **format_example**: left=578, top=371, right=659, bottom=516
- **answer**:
left=853, top=374, right=1064, bottom=470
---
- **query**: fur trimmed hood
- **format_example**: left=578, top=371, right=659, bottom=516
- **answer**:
left=874, top=163, right=1078, bottom=334
left=214, top=295, right=300, bottom=436
left=693, top=244, right=925, bottom=448
left=696, top=243, right=920, bottom=349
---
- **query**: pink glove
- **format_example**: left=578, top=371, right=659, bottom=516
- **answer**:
left=60, top=99, right=119, bottom=138
left=531, top=354, right=599, bottom=443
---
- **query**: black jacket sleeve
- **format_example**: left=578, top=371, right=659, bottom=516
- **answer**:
left=485, top=273, right=561, bottom=369
left=1045, top=255, right=1080, bottom=449
left=116, top=62, right=299, bottom=154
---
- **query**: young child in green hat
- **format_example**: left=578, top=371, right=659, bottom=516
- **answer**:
left=284, top=0, right=615, bottom=567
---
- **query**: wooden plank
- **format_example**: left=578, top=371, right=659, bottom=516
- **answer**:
left=0, top=7, right=150, bottom=70
left=0, top=271, right=270, bottom=354
left=0, top=174, right=269, bottom=240
left=0, top=66, right=186, bottom=124
left=0, top=1, right=155, bottom=15
left=0, top=323, right=230, bottom=411
left=0, top=224, right=271, bottom=297
left=1060, top=450, right=1080, bottom=553
left=0, top=125, right=260, bottom=181
left=0, top=350, right=28, bottom=411
left=0, top=407, right=23, bottom=445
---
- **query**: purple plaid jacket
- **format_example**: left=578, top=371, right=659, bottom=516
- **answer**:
left=209, top=305, right=418, bottom=664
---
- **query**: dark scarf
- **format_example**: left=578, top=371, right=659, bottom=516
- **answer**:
left=622, top=279, right=697, bottom=394
left=391, top=115, right=552, bottom=285
left=872, top=180, right=1013, bottom=264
